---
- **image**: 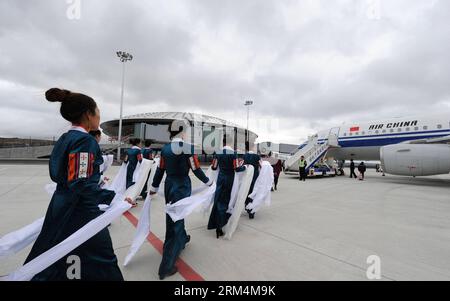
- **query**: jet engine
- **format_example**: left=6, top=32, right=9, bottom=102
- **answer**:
left=380, top=144, right=450, bottom=176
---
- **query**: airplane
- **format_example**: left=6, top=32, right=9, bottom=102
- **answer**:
left=284, top=114, right=450, bottom=177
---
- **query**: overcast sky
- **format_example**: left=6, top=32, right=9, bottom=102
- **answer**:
left=0, top=0, right=449, bottom=144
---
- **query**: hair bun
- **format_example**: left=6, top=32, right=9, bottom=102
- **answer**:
left=45, top=88, right=71, bottom=103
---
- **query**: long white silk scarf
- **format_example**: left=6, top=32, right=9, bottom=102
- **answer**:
left=123, top=159, right=159, bottom=266
left=165, top=167, right=219, bottom=223
left=0, top=218, right=45, bottom=258
left=224, top=165, right=254, bottom=240
left=0, top=160, right=153, bottom=262
left=246, top=161, right=274, bottom=214
left=2, top=195, right=131, bottom=281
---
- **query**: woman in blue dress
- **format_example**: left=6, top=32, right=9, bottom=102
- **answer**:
left=207, top=134, right=246, bottom=238
left=140, top=139, right=154, bottom=199
left=125, top=138, right=142, bottom=189
left=243, top=141, right=261, bottom=219
left=24, top=88, right=133, bottom=281
left=150, top=126, right=213, bottom=280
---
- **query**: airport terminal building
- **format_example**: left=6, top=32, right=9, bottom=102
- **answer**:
left=101, top=112, right=258, bottom=155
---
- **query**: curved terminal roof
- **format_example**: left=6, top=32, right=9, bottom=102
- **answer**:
left=101, top=112, right=257, bottom=138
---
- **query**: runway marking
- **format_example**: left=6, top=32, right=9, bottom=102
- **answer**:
left=122, top=211, right=205, bottom=281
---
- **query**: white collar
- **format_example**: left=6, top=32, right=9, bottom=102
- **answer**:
left=131, top=146, right=141, bottom=150
left=172, top=138, right=184, bottom=143
left=223, top=146, right=234, bottom=151
left=248, top=151, right=255, bottom=154
left=70, top=126, right=88, bottom=134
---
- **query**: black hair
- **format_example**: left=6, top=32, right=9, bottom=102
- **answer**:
left=169, top=126, right=183, bottom=139
left=129, top=138, right=141, bottom=146
left=46, top=88, right=97, bottom=124
left=144, top=139, right=153, bottom=147
left=89, top=130, right=101, bottom=138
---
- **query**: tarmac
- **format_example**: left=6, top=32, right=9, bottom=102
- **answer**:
left=1, top=164, right=449, bottom=281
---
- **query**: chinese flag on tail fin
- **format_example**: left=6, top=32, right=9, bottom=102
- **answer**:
left=350, top=126, right=360, bottom=132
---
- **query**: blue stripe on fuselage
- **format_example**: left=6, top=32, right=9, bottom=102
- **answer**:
left=317, top=132, right=450, bottom=148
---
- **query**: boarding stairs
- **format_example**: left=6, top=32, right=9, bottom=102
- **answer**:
left=284, top=133, right=340, bottom=173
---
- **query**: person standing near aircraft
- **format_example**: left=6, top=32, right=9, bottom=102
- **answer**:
left=208, top=134, right=246, bottom=238
left=358, top=162, right=367, bottom=180
left=298, top=156, right=307, bottom=182
left=243, top=141, right=261, bottom=219
left=349, top=159, right=357, bottom=179
left=149, top=126, right=213, bottom=280
left=337, top=160, right=345, bottom=176
left=272, top=154, right=282, bottom=191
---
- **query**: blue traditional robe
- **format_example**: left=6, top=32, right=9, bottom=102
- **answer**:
left=24, top=126, right=122, bottom=281
left=150, top=138, right=211, bottom=277
left=243, top=152, right=261, bottom=207
left=125, top=146, right=142, bottom=189
left=207, top=146, right=246, bottom=230
left=140, top=147, right=154, bottom=198
left=142, top=147, right=153, bottom=160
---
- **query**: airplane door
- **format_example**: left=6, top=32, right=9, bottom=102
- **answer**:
left=329, top=127, right=340, bottom=137
left=328, top=127, right=340, bottom=147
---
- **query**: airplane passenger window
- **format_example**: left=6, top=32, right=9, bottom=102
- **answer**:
left=414, top=127, right=419, bottom=131
left=437, top=124, right=442, bottom=129
left=362, top=131, right=365, bottom=135
left=423, top=126, right=428, bottom=130
left=355, top=132, right=359, bottom=136
left=398, top=128, right=402, bottom=132
left=375, top=130, right=379, bottom=134
left=343, top=133, right=347, bottom=136
left=406, top=128, right=410, bottom=132
left=390, top=129, right=394, bottom=133
left=382, top=130, right=386, bottom=133
left=349, top=133, right=353, bottom=136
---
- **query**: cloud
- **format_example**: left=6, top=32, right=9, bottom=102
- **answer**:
left=0, top=0, right=449, bottom=144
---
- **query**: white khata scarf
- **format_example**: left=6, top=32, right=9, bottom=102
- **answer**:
left=246, top=161, right=274, bottom=214
left=0, top=160, right=153, bottom=280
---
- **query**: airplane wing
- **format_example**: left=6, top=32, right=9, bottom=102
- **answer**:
left=403, top=135, right=450, bottom=144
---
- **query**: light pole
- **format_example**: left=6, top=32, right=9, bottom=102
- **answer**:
left=116, top=51, right=133, bottom=162
left=244, top=100, right=253, bottom=150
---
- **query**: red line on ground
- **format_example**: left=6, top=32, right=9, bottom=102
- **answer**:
left=122, top=211, right=205, bottom=281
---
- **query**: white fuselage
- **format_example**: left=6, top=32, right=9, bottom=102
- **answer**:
left=310, top=114, right=450, bottom=161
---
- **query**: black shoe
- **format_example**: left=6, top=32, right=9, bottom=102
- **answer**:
left=271, top=188, right=274, bottom=192
left=249, top=213, right=255, bottom=219
left=159, top=266, right=178, bottom=280
left=186, top=235, right=191, bottom=244
left=216, top=229, right=224, bottom=239
left=275, top=186, right=277, bottom=191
